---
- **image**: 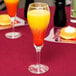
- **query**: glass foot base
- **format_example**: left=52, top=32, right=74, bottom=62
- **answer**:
left=28, top=64, right=49, bottom=74
left=5, top=32, right=21, bottom=39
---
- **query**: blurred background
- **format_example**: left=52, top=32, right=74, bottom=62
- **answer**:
left=19, top=0, right=54, bottom=8
left=19, top=0, right=71, bottom=8
left=0, top=0, right=71, bottom=11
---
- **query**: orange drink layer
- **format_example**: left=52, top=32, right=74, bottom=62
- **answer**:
left=27, top=10, right=50, bottom=46
left=4, top=0, right=19, bottom=17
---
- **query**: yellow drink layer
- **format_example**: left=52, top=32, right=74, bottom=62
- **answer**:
left=27, top=10, right=50, bottom=30
left=4, top=0, right=19, bottom=3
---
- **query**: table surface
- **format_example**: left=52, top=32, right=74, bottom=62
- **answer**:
left=0, top=6, right=76, bottom=76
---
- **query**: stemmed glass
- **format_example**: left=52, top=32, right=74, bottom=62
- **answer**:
left=4, top=0, right=21, bottom=39
left=27, top=2, right=50, bottom=74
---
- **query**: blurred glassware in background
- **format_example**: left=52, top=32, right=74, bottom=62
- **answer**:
left=4, top=0, right=22, bottom=39
left=70, top=0, right=76, bottom=23
left=66, top=0, right=71, bottom=6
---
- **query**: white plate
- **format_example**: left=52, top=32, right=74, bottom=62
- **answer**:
left=45, top=27, right=76, bottom=44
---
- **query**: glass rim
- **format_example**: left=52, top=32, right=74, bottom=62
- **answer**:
left=29, top=2, right=49, bottom=8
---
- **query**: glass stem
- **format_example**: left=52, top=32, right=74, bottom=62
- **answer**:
left=37, top=51, right=41, bottom=72
left=34, top=45, right=43, bottom=65
left=11, top=22, right=15, bottom=32
left=10, top=17, right=15, bottom=32
left=37, top=51, right=41, bottom=65
left=35, top=45, right=42, bottom=72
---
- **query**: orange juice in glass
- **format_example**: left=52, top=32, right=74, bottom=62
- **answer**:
left=27, top=3, right=50, bottom=74
left=4, top=0, right=19, bottom=17
left=28, top=10, right=50, bottom=46
left=4, top=0, right=21, bottom=39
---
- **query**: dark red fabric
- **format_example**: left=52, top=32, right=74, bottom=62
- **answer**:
left=0, top=6, right=76, bottom=76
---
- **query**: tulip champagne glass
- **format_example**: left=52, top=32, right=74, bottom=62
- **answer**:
left=27, top=2, right=50, bottom=74
left=4, top=0, right=21, bottom=39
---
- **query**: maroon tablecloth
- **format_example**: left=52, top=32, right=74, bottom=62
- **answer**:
left=0, top=6, right=76, bottom=76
